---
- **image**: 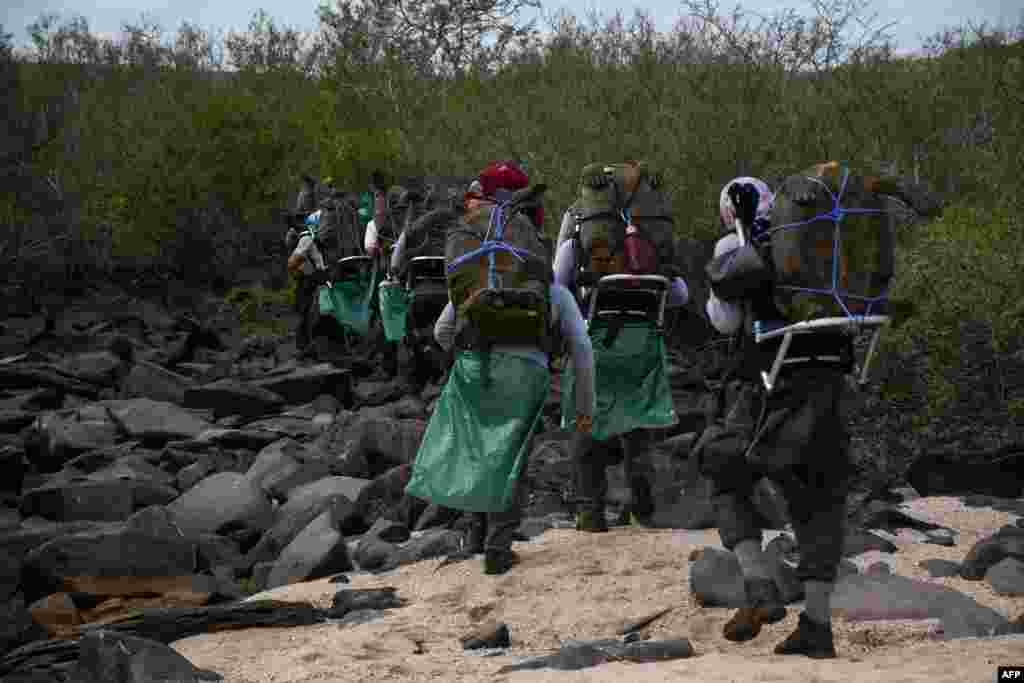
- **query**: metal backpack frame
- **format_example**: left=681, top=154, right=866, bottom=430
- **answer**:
left=741, top=165, right=892, bottom=393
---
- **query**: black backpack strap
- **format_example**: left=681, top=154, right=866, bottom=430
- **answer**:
left=601, top=316, right=626, bottom=349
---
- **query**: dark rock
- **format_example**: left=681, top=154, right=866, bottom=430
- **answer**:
left=240, top=416, right=324, bottom=441
left=516, top=516, right=554, bottom=540
left=266, top=505, right=352, bottom=589
left=843, top=528, right=898, bottom=557
left=646, top=474, right=716, bottom=529
left=496, top=643, right=610, bottom=672
left=688, top=546, right=745, bottom=607
left=184, top=379, right=285, bottom=420
left=989, top=498, right=1024, bottom=516
left=353, top=378, right=410, bottom=408
left=32, top=408, right=121, bottom=470
left=316, top=414, right=427, bottom=476
left=0, top=505, right=21, bottom=530
left=393, top=529, right=464, bottom=567
left=170, top=428, right=282, bottom=452
left=919, top=559, right=962, bottom=578
left=166, top=472, right=274, bottom=539
left=365, top=518, right=411, bottom=544
left=413, top=504, right=461, bottom=532
left=245, top=494, right=349, bottom=570
left=0, top=363, right=102, bottom=399
left=0, top=594, right=48, bottom=657
left=245, top=438, right=331, bottom=502
left=73, top=629, right=223, bottom=683
left=328, top=573, right=349, bottom=584
left=862, top=500, right=945, bottom=533
left=353, top=533, right=399, bottom=571
left=962, top=494, right=998, bottom=508
left=0, top=446, right=26, bottom=499
left=462, top=621, right=511, bottom=650
left=5, top=388, right=64, bottom=412
left=832, top=570, right=1017, bottom=638
left=329, top=587, right=403, bottom=618
left=20, top=479, right=136, bottom=523
left=21, top=523, right=197, bottom=603
left=907, top=452, right=1024, bottom=499
left=960, top=528, right=1024, bottom=580
left=0, top=410, right=35, bottom=434
left=866, top=561, right=892, bottom=576
left=252, top=364, right=352, bottom=407
left=176, top=460, right=214, bottom=492
left=57, top=351, right=127, bottom=388
left=925, top=528, right=957, bottom=546
left=360, top=396, right=428, bottom=421
left=342, top=464, right=414, bottom=533
left=102, top=398, right=212, bottom=443
left=119, top=360, right=193, bottom=405
left=0, top=544, right=23, bottom=601
left=985, top=557, right=1024, bottom=596
left=195, top=534, right=244, bottom=574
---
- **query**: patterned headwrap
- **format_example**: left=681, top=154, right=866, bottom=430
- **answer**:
left=719, top=177, right=774, bottom=239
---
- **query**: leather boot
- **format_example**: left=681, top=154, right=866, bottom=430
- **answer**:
left=774, top=612, right=837, bottom=658
left=722, top=578, right=788, bottom=642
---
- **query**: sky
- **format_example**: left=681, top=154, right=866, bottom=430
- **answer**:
left=2, top=0, right=1021, bottom=55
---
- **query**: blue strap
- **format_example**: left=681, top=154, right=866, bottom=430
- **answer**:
left=759, top=164, right=895, bottom=319
left=447, top=197, right=533, bottom=279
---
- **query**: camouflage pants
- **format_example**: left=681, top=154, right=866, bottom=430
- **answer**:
left=573, top=429, right=656, bottom=517
left=700, top=366, right=853, bottom=583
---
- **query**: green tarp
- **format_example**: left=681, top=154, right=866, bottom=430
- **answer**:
left=561, top=320, right=676, bottom=442
left=318, top=268, right=379, bottom=338
left=379, top=282, right=412, bottom=343
left=405, top=351, right=549, bottom=513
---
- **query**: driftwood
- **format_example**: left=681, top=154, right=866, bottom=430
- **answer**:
left=77, top=599, right=330, bottom=644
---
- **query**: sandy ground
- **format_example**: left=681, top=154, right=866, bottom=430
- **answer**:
left=173, top=497, right=1024, bottom=683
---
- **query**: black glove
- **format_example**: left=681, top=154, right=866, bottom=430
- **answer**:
left=728, top=182, right=760, bottom=226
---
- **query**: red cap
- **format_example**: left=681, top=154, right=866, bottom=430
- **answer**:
left=478, top=161, right=529, bottom=198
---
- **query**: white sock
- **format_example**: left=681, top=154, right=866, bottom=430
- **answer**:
left=733, top=539, right=772, bottom=580
left=804, top=581, right=834, bottom=625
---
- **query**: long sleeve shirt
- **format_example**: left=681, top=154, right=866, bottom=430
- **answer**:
left=552, top=239, right=690, bottom=307
left=706, top=234, right=745, bottom=335
left=433, top=284, right=595, bottom=418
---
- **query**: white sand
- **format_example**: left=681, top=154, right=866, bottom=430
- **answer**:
left=173, top=497, right=1024, bottom=683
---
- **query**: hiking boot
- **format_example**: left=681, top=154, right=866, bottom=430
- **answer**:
left=483, top=549, right=519, bottom=575
left=722, top=578, right=788, bottom=642
left=774, top=612, right=837, bottom=658
left=575, top=509, right=609, bottom=533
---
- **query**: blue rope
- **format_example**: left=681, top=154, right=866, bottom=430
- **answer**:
left=446, top=199, right=539, bottom=276
left=755, top=165, right=894, bottom=319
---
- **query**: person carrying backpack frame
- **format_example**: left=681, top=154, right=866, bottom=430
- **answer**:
left=552, top=160, right=690, bottom=532
left=405, top=164, right=596, bottom=576
left=694, top=164, right=940, bottom=658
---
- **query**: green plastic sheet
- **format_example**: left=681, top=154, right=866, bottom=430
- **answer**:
left=379, top=282, right=412, bottom=343
left=405, top=351, right=550, bottom=513
left=561, top=320, right=676, bottom=441
left=318, top=268, right=379, bottom=338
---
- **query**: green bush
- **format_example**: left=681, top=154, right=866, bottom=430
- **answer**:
left=885, top=201, right=1024, bottom=420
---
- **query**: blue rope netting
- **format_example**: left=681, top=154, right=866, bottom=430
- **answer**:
left=754, top=164, right=894, bottom=320
left=446, top=199, right=537, bottom=283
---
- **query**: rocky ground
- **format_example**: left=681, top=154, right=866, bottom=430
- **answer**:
left=0, top=283, right=1022, bottom=682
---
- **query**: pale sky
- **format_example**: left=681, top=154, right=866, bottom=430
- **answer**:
left=2, top=0, right=1021, bottom=54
